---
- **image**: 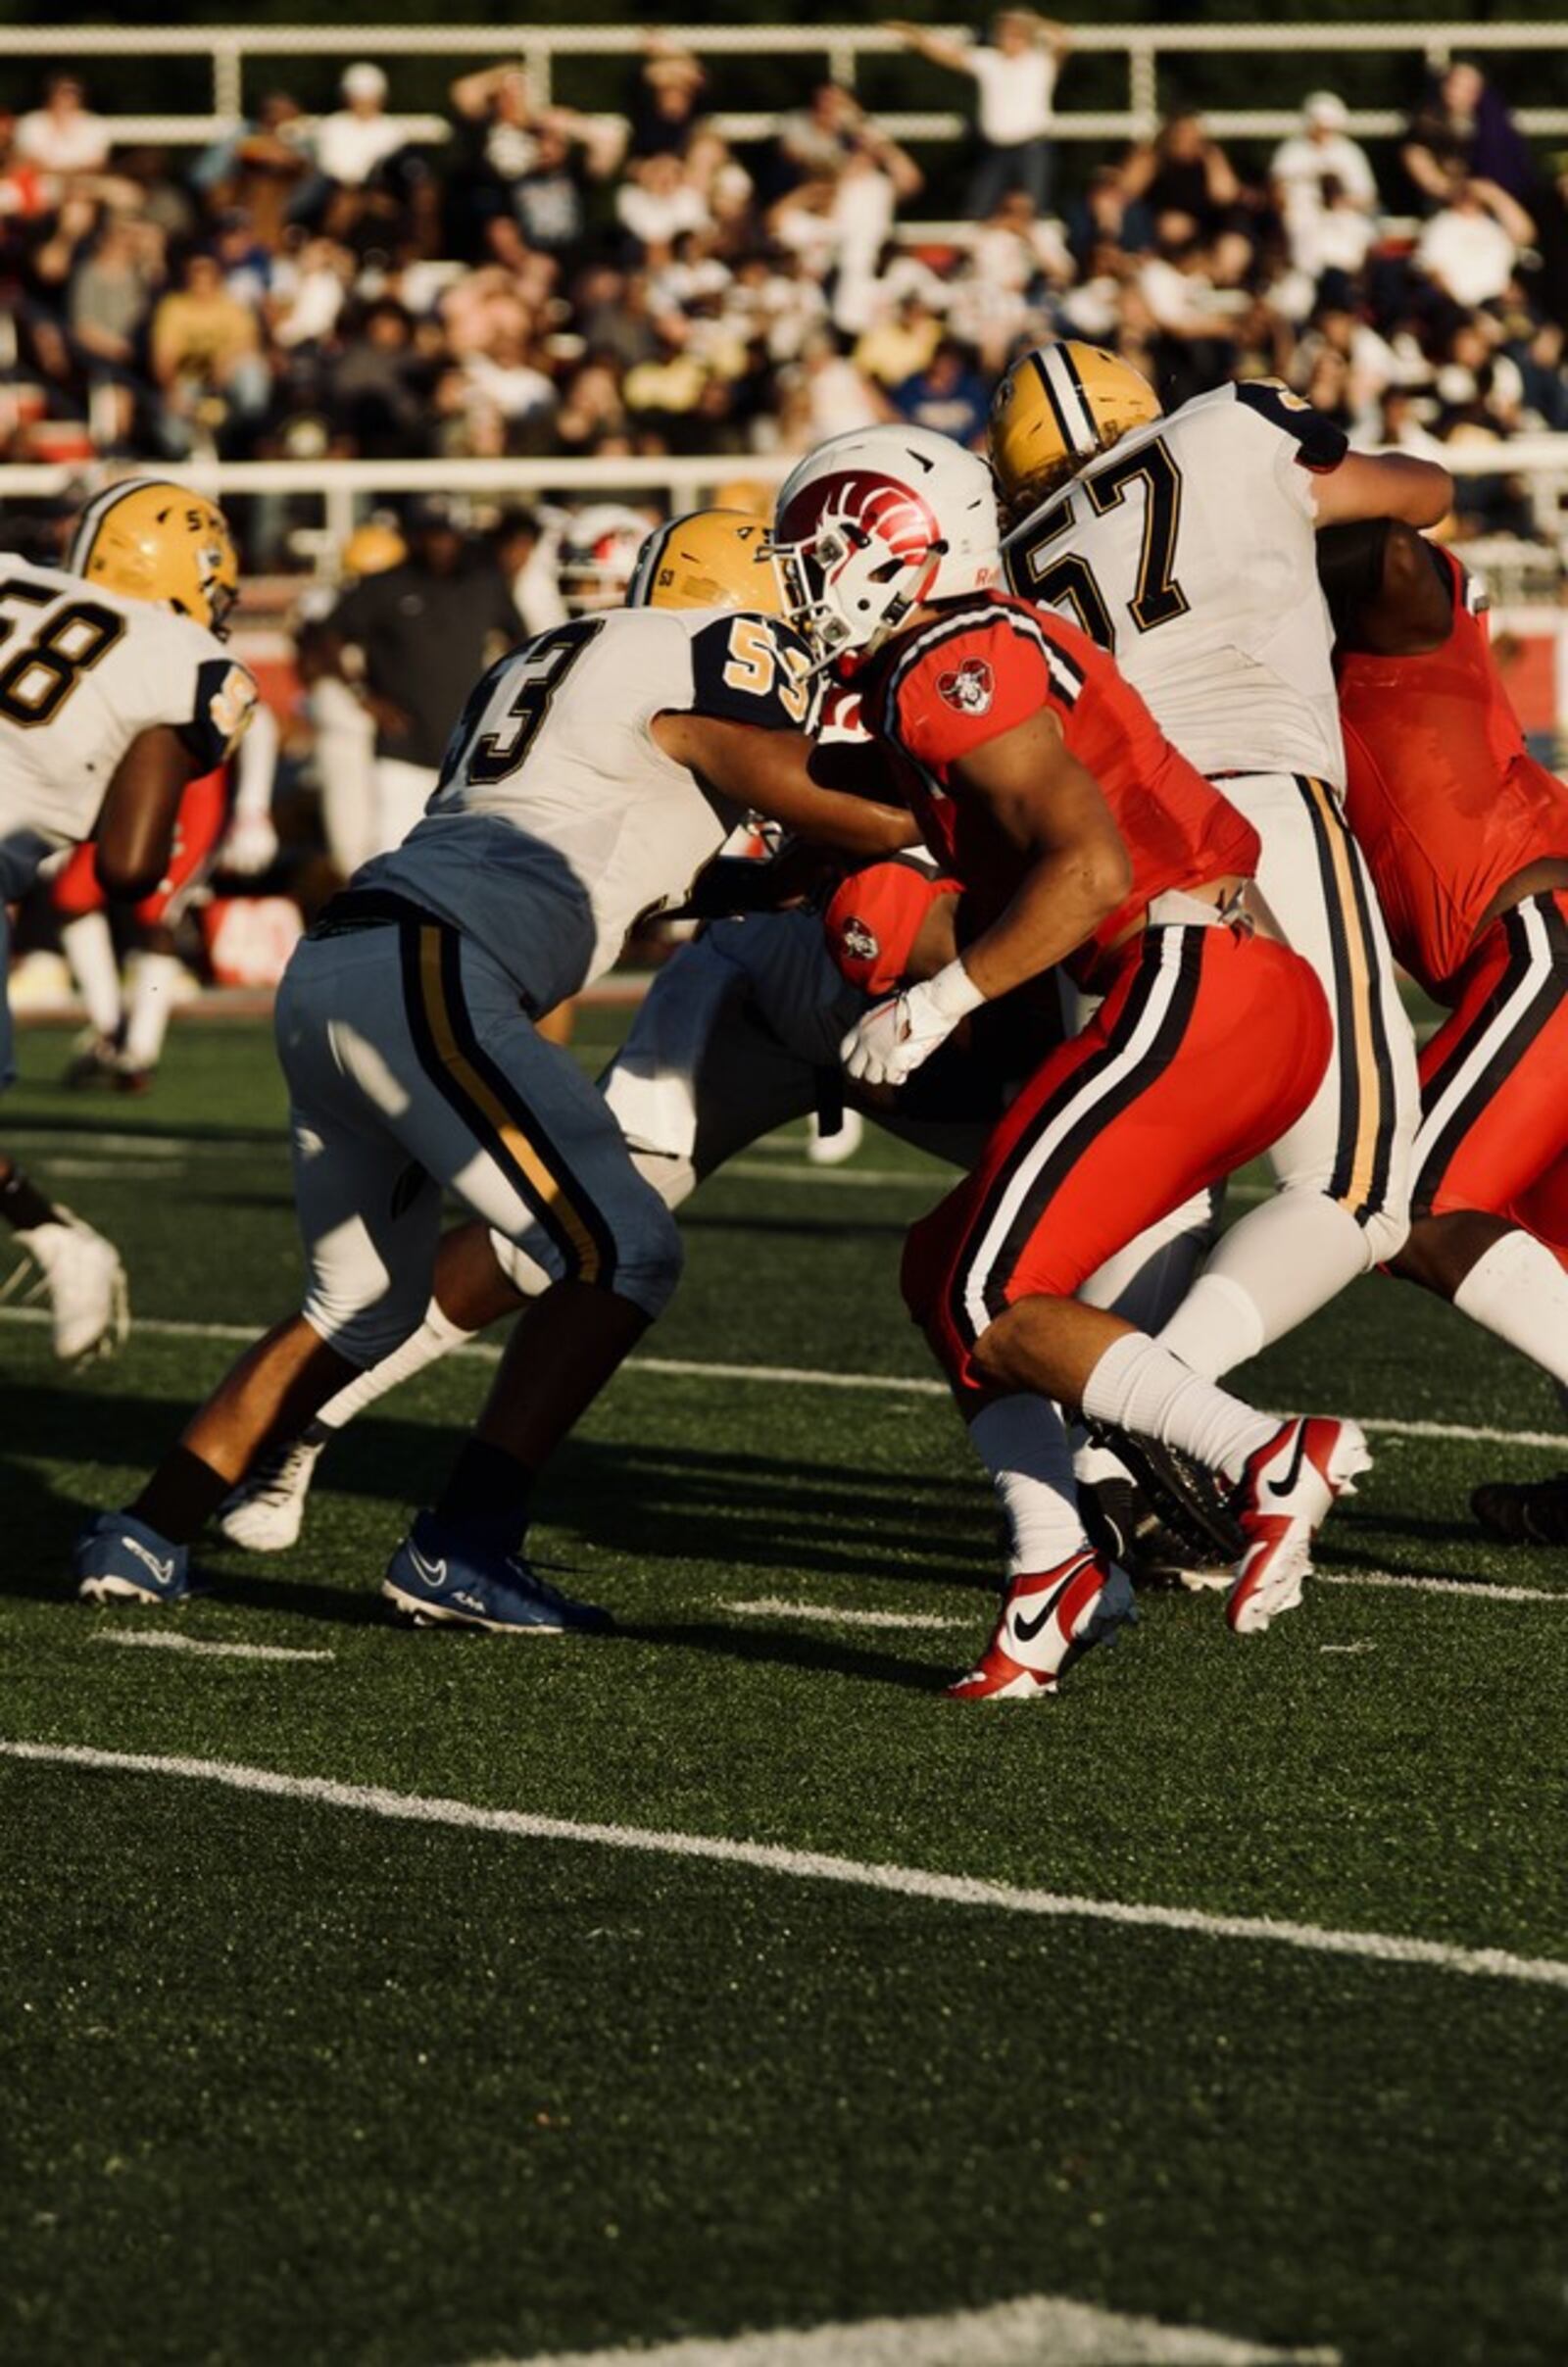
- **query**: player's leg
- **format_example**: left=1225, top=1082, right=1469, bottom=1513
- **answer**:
left=370, top=758, right=438, bottom=857
left=1157, top=774, right=1420, bottom=1378
left=74, top=927, right=442, bottom=1602
left=219, top=917, right=843, bottom=1551
left=1472, top=1142, right=1568, bottom=1542
left=53, top=843, right=125, bottom=1084
left=117, top=768, right=232, bottom=1089
left=906, top=922, right=1348, bottom=1691
left=0, top=899, right=127, bottom=1360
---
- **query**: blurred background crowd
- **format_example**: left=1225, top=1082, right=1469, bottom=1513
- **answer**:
left=3, top=25, right=1568, bottom=538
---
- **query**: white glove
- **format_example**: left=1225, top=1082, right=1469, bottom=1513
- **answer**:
left=220, top=812, right=278, bottom=877
left=840, top=958, right=987, bottom=1089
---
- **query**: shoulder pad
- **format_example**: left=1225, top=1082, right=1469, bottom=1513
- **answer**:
left=686, top=612, right=816, bottom=734
left=184, top=657, right=259, bottom=770
left=1233, top=379, right=1348, bottom=472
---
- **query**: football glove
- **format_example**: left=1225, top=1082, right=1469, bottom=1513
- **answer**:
left=840, top=958, right=986, bottom=1089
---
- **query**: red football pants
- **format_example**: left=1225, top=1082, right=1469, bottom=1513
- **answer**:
left=53, top=765, right=228, bottom=929
left=1411, top=890, right=1568, bottom=1225
left=902, top=919, right=1332, bottom=1400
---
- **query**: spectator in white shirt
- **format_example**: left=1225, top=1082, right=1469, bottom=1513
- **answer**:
left=315, top=64, right=406, bottom=191
left=1270, top=93, right=1378, bottom=277
left=886, top=12, right=1070, bottom=215
left=16, top=75, right=110, bottom=186
left=1415, top=171, right=1536, bottom=311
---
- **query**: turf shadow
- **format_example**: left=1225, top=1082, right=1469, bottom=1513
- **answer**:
left=613, top=1613, right=953, bottom=1694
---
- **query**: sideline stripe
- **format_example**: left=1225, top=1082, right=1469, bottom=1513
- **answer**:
left=1, top=1304, right=1564, bottom=1455
left=4, top=1741, right=1566, bottom=1995
left=722, top=1597, right=969, bottom=1632
left=484, top=2291, right=1340, bottom=2367
left=89, top=1632, right=334, bottom=1664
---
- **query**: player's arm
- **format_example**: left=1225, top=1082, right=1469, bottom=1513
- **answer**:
left=1310, top=450, right=1452, bottom=533
left=1317, top=518, right=1454, bottom=656
left=651, top=711, right=920, bottom=857
left=92, top=724, right=199, bottom=901
left=842, top=710, right=1131, bottom=1088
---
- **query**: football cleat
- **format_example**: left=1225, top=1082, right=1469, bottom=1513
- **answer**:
left=75, top=1510, right=192, bottom=1605
left=218, top=1430, right=327, bottom=1553
left=1228, top=1416, right=1371, bottom=1634
left=63, top=1030, right=126, bottom=1091
left=1084, top=1420, right=1246, bottom=1567
left=1471, top=1472, right=1568, bottom=1547
left=2, top=1208, right=128, bottom=1361
left=1078, top=1471, right=1231, bottom=1593
left=947, top=1550, right=1135, bottom=1701
left=382, top=1512, right=613, bottom=1635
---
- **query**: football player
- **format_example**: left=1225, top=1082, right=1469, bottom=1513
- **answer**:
left=766, top=423, right=1364, bottom=1699
left=74, top=510, right=919, bottom=1629
left=991, top=345, right=1451, bottom=1384
left=0, top=475, right=255, bottom=1358
left=1321, top=518, right=1568, bottom=1544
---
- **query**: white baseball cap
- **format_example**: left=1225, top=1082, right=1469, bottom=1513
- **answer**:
left=341, top=62, right=388, bottom=103
left=1304, top=91, right=1348, bottom=130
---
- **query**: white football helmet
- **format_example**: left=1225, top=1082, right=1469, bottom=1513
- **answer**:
left=558, top=503, right=653, bottom=616
left=768, top=427, right=1001, bottom=670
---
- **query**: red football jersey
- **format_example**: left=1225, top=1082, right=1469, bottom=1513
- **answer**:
left=1337, top=549, right=1568, bottom=998
left=863, top=594, right=1258, bottom=982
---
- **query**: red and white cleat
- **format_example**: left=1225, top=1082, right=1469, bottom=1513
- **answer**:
left=1228, top=1416, right=1371, bottom=1634
left=947, top=1550, right=1135, bottom=1701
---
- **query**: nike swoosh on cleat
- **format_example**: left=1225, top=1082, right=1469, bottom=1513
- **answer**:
left=1011, top=1560, right=1092, bottom=1643
left=1264, top=1425, right=1310, bottom=1504
left=408, top=1547, right=448, bottom=1589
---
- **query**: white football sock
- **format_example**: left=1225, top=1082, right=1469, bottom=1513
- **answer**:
left=60, top=912, right=123, bottom=1040
left=967, top=1394, right=1086, bottom=1575
left=122, top=953, right=184, bottom=1071
left=316, top=1300, right=474, bottom=1433
left=1081, top=1332, right=1277, bottom=1484
left=1157, top=1192, right=1371, bottom=1379
left=1453, top=1229, right=1568, bottom=1389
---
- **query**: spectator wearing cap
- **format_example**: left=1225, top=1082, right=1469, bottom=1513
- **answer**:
left=1270, top=94, right=1377, bottom=280
left=315, top=499, right=522, bottom=855
left=885, top=13, right=1070, bottom=216
left=315, top=64, right=405, bottom=192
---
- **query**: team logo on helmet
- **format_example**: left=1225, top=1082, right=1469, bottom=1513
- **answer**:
left=774, top=468, right=941, bottom=562
left=937, top=658, right=994, bottom=716
left=839, top=914, right=880, bottom=965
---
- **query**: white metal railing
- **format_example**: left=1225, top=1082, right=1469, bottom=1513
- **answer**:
left=2, top=446, right=1567, bottom=566
left=5, top=23, right=1568, bottom=150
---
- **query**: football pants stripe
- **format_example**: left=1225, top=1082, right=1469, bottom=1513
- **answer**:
left=953, top=925, right=1204, bottom=1345
left=400, top=919, right=614, bottom=1289
left=1411, top=896, right=1568, bottom=1219
left=1296, top=775, right=1399, bottom=1224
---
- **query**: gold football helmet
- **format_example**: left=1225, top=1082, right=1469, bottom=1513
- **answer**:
left=341, top=519, right=408, bottom=579
left=627, top=509, right=783, bottom=616
left=68, top=476, right=241, bottom=636
left=989, top=343, right=1163, bottom=521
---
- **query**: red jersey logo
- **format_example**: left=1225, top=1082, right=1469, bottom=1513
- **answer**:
left=938, top=657, right=994, bottom=716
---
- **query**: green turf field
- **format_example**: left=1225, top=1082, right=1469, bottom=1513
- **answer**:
left=2, top=1011, right=1566, bottom=2367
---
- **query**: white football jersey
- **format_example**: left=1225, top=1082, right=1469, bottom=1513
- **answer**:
left=361, top=604, right=817, bottom=1012
left=1003, top=381, right=1349, bottom=785
left=0, top=558, right=255, bottom=899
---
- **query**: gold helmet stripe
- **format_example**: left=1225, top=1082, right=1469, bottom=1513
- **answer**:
left=67, top=475, right=174, bottom=576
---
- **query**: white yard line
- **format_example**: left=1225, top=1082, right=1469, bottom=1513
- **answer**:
left=3, top=1741, right=1565, bottom=1996
left=89, top=1631, right=334, bottom=1664
left=1317, top=1569, right=1568, bottom=1605
left=723, top=1597, right=969, bottom=1632
left=479, top=2292, right=1339, bottom=2367
left=722, top=1161, right=943, bottom=1190
left=3, top=1303, right=1566, bottom=1456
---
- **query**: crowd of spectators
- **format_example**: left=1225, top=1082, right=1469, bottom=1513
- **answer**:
left=3, top=34, right=1568, bottom=548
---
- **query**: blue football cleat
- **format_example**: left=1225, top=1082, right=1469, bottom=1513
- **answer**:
left=381, top=1512, right=612, bottom=1635
left=75, top=1510, right=191, bottom=1605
